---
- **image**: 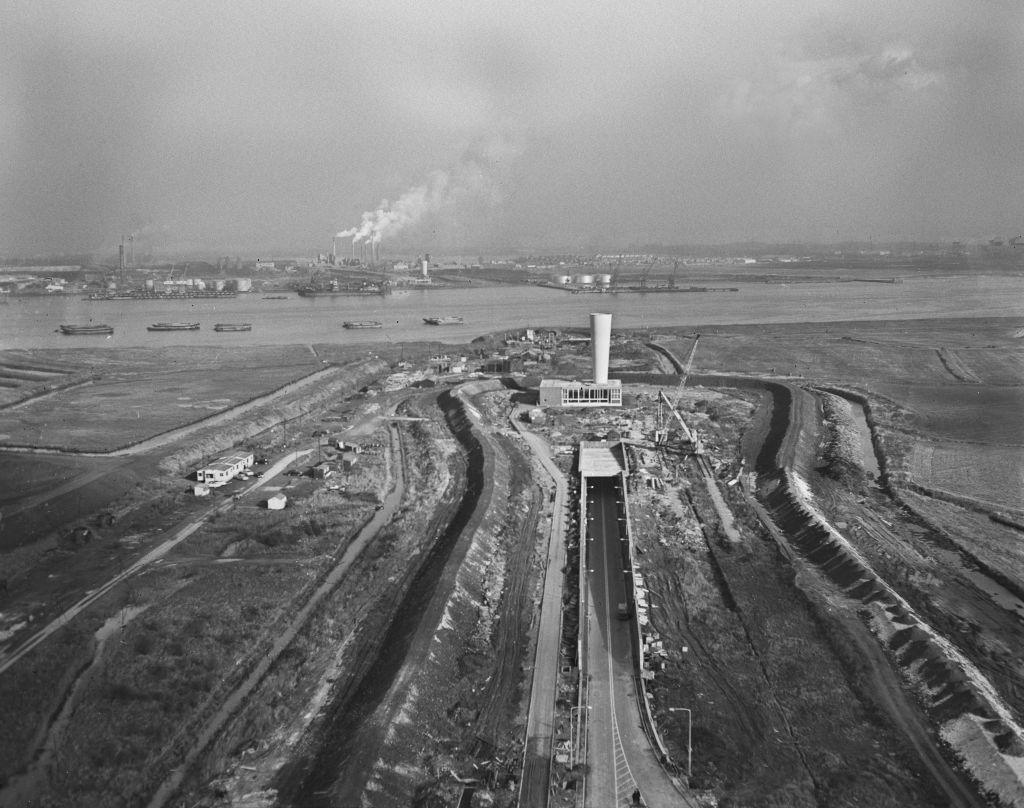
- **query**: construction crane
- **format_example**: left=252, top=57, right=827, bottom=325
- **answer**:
left=680, top=333, right=700, bottom=380
left=652, top=333, right=702, bottom=449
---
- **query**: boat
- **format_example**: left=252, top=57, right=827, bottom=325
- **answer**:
left=262, top=295, right=288, bottom=300
left=423, top=316, right=464, bottom=325
left=343, top=321, right=383, bottom=329
left=147, top=322, right=200, bottom=331
left=213, top=323, right=252, bottom=332
left=59, top=324, right=114, bottom=335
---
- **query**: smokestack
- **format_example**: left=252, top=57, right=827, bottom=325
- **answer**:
left=332, top=236, right=338, bottom=265
left=590, top=312, right=611, bottom=385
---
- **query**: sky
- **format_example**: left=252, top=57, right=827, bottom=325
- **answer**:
left=1, top=0, right=1022, bottom=256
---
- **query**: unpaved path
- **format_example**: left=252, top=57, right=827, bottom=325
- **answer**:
left=0, top=449, right=312, bottom=675
left=145, top=427, right=406, bottom=808
left=512, top=405, right=569, bottom=806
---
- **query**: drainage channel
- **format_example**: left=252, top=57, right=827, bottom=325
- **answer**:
left=277, top=389, right=486, bottom=808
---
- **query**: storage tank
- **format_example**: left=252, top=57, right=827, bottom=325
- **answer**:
left=144, top=279, right=155, bottom=291
left=575, top=274, right=594, bottom=286
left=591, top=312, right=612, bottom=384
left=553, top=274, right=572, bottom=285
left=234, top=277, right=252, bottom=292
left=597, top=274, right=612, bottom=286
left=213, top=279, right=225, bottom=291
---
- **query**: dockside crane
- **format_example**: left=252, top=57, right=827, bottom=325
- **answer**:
left=610, top=254, right=623, bottom=291
left=638, top=257, right=657, bottom=290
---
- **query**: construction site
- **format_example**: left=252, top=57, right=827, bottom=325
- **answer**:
left=0, top=307, right=1023, bottom=808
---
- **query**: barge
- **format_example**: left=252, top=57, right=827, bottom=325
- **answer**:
left=343, top=321, right=383, bottom=329
left=147, top=322, right=200, bottom=331
left=213, top=323, right=252, bottom=332
left=60, top=324, right=114, bottom=335
left=423, top=316, right=464, bottom=325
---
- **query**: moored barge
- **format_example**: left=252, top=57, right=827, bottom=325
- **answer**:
left=147, top=322, right=200, bottom=331
left=59, top=323, right=114, bottom=335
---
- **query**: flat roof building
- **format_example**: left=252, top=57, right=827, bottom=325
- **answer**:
left=539, top=378, right=622, bottom=407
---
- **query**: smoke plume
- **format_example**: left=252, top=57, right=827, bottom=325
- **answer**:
left=336, top=132, right=518, bottom=248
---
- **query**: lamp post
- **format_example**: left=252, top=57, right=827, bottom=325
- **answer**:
left=667, top=707, right=692, bottom=779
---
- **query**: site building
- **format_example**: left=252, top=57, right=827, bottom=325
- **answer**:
left=195, top=451, right=254, bottom=487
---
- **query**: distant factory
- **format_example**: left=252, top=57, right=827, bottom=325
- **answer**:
left=539, top=312, right=622, bottom=407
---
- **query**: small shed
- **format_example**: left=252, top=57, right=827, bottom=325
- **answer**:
left=193, top=483, right=210, bottom=497
left=267, top=493, right=287, bottom=510
left=341, top=450, right=359, bottom=471
left=313, top=462, right=334, bottom=480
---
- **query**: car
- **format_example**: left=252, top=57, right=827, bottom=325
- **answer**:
left=374, top=504, right=383, bottom=511
left=255, top=472, right=264, bottom=478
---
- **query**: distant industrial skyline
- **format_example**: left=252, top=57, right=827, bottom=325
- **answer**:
left=2, top=1, right=1022, bottom=256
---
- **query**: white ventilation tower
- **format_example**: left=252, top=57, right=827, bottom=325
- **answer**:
left=591, top=312, right=611, bottom=384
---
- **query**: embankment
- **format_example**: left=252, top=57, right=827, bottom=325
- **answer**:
left=276, top=384, right=498, bottom=807
left=753, top=383, right=1024, bottom=807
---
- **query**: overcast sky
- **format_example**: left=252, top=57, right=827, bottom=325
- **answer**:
left=2, top=1, right=1022, bottom=256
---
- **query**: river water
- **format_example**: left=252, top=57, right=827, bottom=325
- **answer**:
left=1, top=274, right=1022, bottom=350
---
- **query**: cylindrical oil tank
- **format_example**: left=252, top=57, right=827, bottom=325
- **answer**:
left=213, top=279, right=226, bottom=291
left=144, top=279, right=155, bottom=291
left=553, top=274, right=572, bottom=285
left=575, top=274, right=594, bottom=286
left=597, top=273, right=612, bottom=286
left=591, top=312, right=612, bottom=384
left=235, top=277, right=252, bottom=292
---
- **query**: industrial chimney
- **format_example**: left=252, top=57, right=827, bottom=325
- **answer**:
left=591, top=312, right=611, bottom=384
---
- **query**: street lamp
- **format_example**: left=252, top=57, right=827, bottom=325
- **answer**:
left=667, top=707, right=692, bottom=779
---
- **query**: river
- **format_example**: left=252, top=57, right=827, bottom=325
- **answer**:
left=2, top=274, right=1022, bottom=349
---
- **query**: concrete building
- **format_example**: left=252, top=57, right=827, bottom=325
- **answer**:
left=538, top=312, right=622, bottom=407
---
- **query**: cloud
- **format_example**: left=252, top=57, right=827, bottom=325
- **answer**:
left=719, top=40, right=943, bottom=135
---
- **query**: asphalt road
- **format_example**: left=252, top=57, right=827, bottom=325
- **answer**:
left=584, top=476, right=689, bottom=808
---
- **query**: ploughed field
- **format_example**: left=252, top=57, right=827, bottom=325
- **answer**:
left=656, top=316, right=1024, bottom=517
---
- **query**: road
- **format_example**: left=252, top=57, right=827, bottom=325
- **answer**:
left=0, top=448, right=312, bottom=675
left=512, top=406, right=569, bottom=808
left=584, top=476, right=691, bottom=808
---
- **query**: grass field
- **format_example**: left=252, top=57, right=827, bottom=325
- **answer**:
left=908, top=440, right=1024, bottom=511
left=0, top=346, right=321, bottom=451
left=873, top=383, right=1024, bottom=445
